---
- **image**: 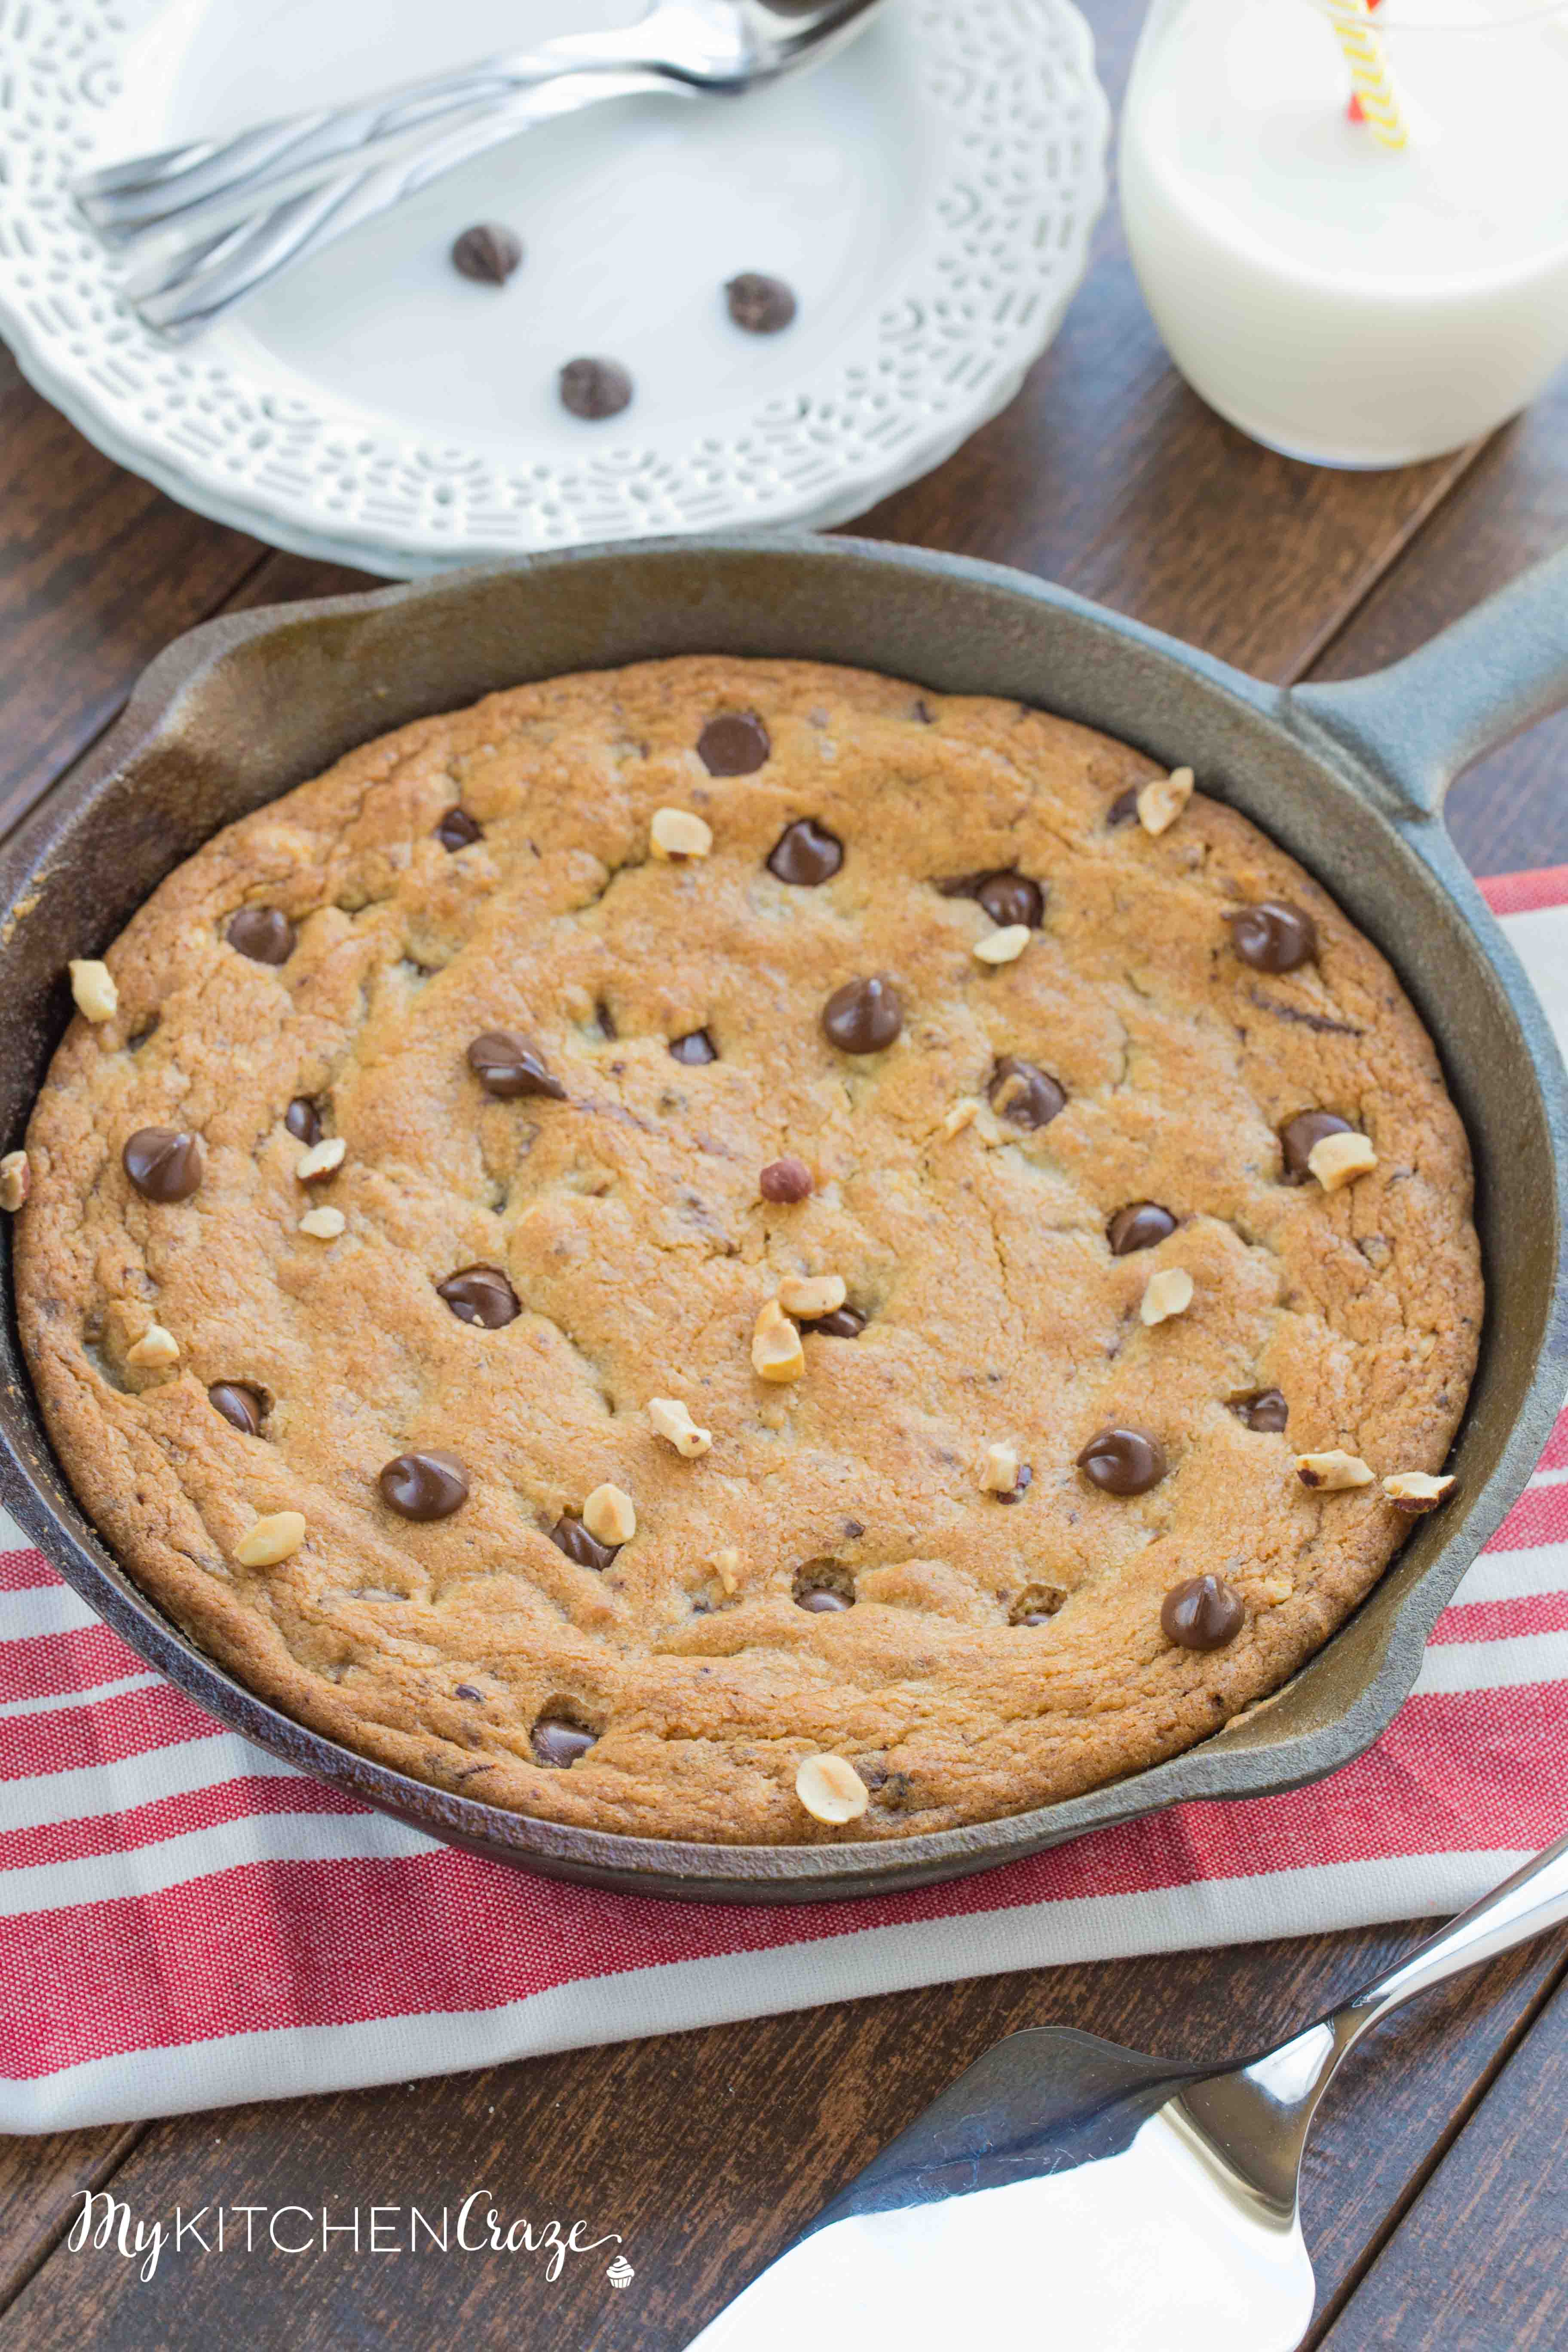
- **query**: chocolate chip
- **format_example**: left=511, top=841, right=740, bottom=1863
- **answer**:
left=1228, top=900, right=1318, bottom=973
left=378, top=1449, right=470, bottom=1520
left=531, top=1718, right=597, bottom=1767
left=436, top=805, right=483, bottom=850
left=699, top=712, right=771, bottom=776
left=1280, top=1110, right=1352, bottom=1181
left=122, top=1127, right=204, bottom=1203
left=994, top=1463, right=1033, bottom=1504
left=451, top=223, right=523, bottom=285
left=913, top=698, right=935, bottom=725
left=285, top=1096, right=322, bottom=1145
left=793, top=1562, right=854, bottom=1611
left=1108, top=1202, right=1178, bottom=1255
left=438, top=1265, right=520, bottom=1328
left=975, top=871, right=1044, bottom=929
left=760, top=1156, right=813, bottom=1204
left=725, top=271, right=798, bottom=332
left=766, top=816, right=842, bottom=884
left=822, top=976, right=902, bottom=1054
left=551, top=1515, right=618, bottom=1570
left=559, top=356, right=633, bottom=420
left=797, top=1586, right=852, bottom=1612
left=669, top=1029, right=718, bottom=1066
left=1076, top=1426, right=1167, bottom=1495
left=802, top=1305, right=867, bottom=1337
left=209, top=1382, right=263, bottom=1435
left=1231, top=1387, right=1289, bottom=1433
left=466, top=1030, right=567, bottom=1100
left=1011, top=1584, right=1064, bottom=1625
left=1161, top=1574, right=1245, bottom=1650
left=454, top=1684, right=484, bottom=1702
left=1108, top=786, right=1142, bottom=827
left=227, top=907, right=295, bottom=965
left=989, top=1055, right=1066, bottom=1130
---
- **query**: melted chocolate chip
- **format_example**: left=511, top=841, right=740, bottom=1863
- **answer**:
left=699, top=712, right=771, bottom=777
left=793, top=1562, right=855, bottom=1611
left=466, top=1030, right=567, bottom=1100
left=1161, top=1574, right=1245, bottom=1650
left=1231, top=1387, right=1289, bottom=1433
left=822, top=976, right=902, bottom=1054
left=766, top=816, right=842, bottom=884
left=802, top=1305, right=867, bottom=1338
left=1108, top=786, right=1142, bottom=827
left=993, top=1463, right=1033, bottom=1504
left=796, top=1586, right=852, bottom=1612
left=1076, top=1426, right=1167, bottom=1495
left=559, top=356, right=633, bottom=420
left=989, top=1056, right=1066, bottom=1130
left=208, top=1381, right=263, bottom=1435
left=227, top=906, right=295, bottom=965
left=1108, top=1202, right=1177, bottom=1255
left=438, top=1265, right=520, bottom=1328
left=725, top=271, right=798, bottom=332
left=976, top=871, right=1044, bottom=929
left=122, top=1127, right=204, bottom=1203
left=551, top=1515, right=619, bottom=1570
left=285, top=1096, right=322, bottom=1145
left=760, top=1156, right=813, bottom=1204
left=450, top=223, right=523, bottom=284
left=531, top=1718, right=597, bottom=1767
left=1228, top=900, right=1318, bottom=973
left=1280, top=1109, right=1353, bottom=1181
left=436, top=805, right=483, bottom=851
left=669, top=1029, right=718, bottom=1066
left=378, top=1450, right=470, bottom=1521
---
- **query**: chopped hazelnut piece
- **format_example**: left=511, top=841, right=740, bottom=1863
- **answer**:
left=1308, top=1130, right=1378, bottom=1191
left=1137, top=767, right=1195, bottom=836
left=295, top=1136, right=346, bottom=1182
left=778, top=1271, right=847, bottom=1320
left=972, top=924, right=1030, bottom=966
left=649, top=807, right=714, bottom=861
left=69, top=959, right=118, bottom=1023
left=583, top=1482, right=637, bottom=1545
left=648, top=1396, right=713, bottom=1458
left=942, top=1097, right=981, bottom=1139
left=0, top=1150, right=29, bottom=1212
left=1383, top=1470, right=1457, bottom=1514
left=234, top=1510, right=307, bottom=1568
left=1296, top=1449, right=1375, bottom=1491
left=795, top=1752, right=870, bottom=1825
left=1140, top=1266, right=1194, bottom=1326
left=299, top=1205, right=346, bottom=1240
left=714, top=1547, right=741, bottom=1594
left=752, top=1298, right=806, bottom=1383
left=126, top=1324, right=179, bottom=1369
left=980, top=1442, right=1021, bottom=1494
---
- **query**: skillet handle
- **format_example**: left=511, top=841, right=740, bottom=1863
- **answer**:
left=1288, top=544, right=1568, bottom=821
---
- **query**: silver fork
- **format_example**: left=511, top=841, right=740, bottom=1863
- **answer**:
left=72, top=0, right=885, bottom=343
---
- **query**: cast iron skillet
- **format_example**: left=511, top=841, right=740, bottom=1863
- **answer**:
left=2, top=534, right=1566, bottom=1903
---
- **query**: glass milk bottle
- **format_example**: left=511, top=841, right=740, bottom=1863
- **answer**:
left=1119, top=0, right=1568, bottom=466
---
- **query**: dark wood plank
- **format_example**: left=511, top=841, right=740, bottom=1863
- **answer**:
left=0, top=2124, right=144, bottom=2307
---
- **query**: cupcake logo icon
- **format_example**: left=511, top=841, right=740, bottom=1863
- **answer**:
left=607, top=2254, right=635, bottom=2292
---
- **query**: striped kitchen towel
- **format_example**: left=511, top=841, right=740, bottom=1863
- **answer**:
left=3, top=867, right=1565, bottom=2133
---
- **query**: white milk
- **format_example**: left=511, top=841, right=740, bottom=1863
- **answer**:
left=1119, top=0, right=1568, bottom=465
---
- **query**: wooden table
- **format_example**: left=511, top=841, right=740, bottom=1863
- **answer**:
left=3, top=8, right=1566, bottom=2343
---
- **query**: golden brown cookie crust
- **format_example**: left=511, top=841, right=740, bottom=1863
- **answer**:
left=15, top=657, right=1482, bottom=1844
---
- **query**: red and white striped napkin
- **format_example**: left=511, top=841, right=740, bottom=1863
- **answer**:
left=4, top=867, right=1566, bottom=2133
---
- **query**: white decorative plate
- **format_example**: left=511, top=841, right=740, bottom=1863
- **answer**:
left=0, top=0, right=1108, bottom=577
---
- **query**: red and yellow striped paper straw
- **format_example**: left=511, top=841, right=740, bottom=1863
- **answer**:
left=1325, top=0, right=1408, bottom=148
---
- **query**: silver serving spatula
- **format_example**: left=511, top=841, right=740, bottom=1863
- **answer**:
left=687, top=1834, right=1568, bottom=2351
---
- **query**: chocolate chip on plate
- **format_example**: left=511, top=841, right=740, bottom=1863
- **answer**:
left=436, top=805, right=483, bottom=851
left=802, top=1304, right=866, bottom=1338
left=1076, top=1426, right=1167, bottom=1495
left=669, top=1028, right=718, bottom=1066
left=466, top=1030, right=567, bottom=1100
left=725, top=271, right=798, bottom=333
left=1280, top=1109, right=1352, bottom=1181
left=766, top=816, right=842, bottom=883
left=208, top=1381, right=263, bottom=1435
left=285, top=1096, right=323, bottom=1145
left=438, top=1265, right=520, bottom=1328
left=1231, top=1387, right=1289, bottom=1433
left=559, top=356, right=633, bottom=420
left=974, top=871, right=1044, bottom=929
left=989, top=1055, right=1066, bottom=1130
left=227, top=907, right=295, bottom=965
left=123, top=1127, right=204, bottom=1203
left=1227, top=900, right=1318, bottom=973
left=699, top=712, right=771, bottom=776
left=822, top=976, right=902, bottom=1054
left=1161, top=1573, right=1245, bottom=1650
left=450, top=223, right=524, bottom=285
left=378, top=1449, right=470, bottom=1521
left=1107, top=1201, right=1177, bottom=1255
left=760, top=1156, right=813, bottom=1204
left=551, top=1515, right=619, bottom=1570
left=531, top=1717, right=597, bottom=1767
